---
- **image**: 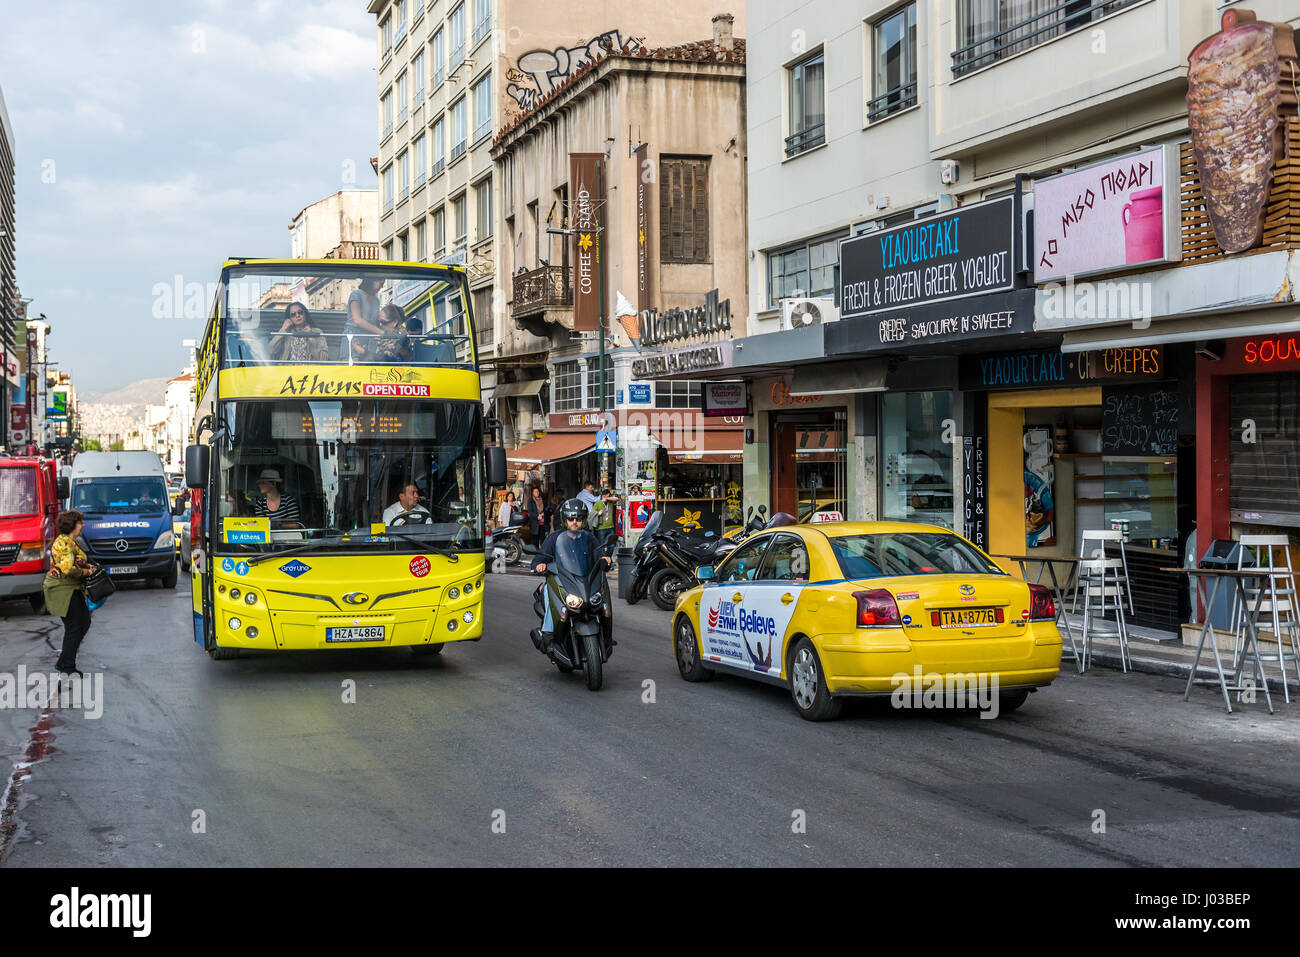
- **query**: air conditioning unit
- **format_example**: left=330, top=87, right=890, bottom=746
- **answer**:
left=781, top=297, right=840, bottom=331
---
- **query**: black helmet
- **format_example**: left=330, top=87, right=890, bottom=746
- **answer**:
left=560, top=498, right=589, bottom=526
left=767, top=511, right=796, bottom=528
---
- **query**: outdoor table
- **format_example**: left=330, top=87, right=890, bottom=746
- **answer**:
left=1160, top=568, right=1275, bottom=714
left=993, top=554, right=1083, bottom=672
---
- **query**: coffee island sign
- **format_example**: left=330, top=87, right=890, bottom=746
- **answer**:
left=570, top=153, right=604, bottom=333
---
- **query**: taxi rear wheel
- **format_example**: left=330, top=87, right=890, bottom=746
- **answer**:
left=675, top=616, right=713, bottom=682
left=789, top=638, right=841, bottom=721
left=999, top=689, right=1030, bottom=713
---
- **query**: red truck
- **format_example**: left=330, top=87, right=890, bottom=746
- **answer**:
left=0, top=456, right=61, bottom=613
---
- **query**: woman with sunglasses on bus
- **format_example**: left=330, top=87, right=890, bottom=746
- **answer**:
left=270, top=302, right=329, bottom=362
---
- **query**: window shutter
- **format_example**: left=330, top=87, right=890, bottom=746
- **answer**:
left=691, top=159, right=709, bottom=262
left=659, top=158, right=709, bottom=264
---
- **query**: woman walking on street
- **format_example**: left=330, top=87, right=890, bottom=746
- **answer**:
left=44, top=509, right=98, bottom=676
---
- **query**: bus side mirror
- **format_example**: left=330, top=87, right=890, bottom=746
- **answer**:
left=485, top=445, right=507, bottom=487
left=185, top=445, right=209, bottom=490
left=57, top=475, right=69, bottom=500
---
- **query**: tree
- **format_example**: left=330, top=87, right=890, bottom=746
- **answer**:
left=82, top=439, right=102, bottom=451
left=109, top=440, right=124, bottom=451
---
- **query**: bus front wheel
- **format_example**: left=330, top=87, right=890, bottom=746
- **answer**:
left=411, top=643, right=445, bottom=656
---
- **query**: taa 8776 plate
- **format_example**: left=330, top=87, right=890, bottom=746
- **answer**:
left=938, top=608, right=996, bottom=628
left=325, top=626, right=386, bottom=643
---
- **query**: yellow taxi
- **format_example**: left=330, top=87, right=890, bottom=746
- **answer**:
left=671, top=522, right=1062, bottom=720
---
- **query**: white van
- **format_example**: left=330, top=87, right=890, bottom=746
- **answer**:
left=66, top=451, right=178, bottom=588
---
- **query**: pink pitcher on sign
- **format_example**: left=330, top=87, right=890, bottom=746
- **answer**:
left=1123, top=186, right=1164, bottom=264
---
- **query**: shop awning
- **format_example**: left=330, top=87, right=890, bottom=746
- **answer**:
left=654, top=429, right=745, bottom=464
left=506, top=432, right=595, bottom=466
left=493, top=378, right=547, bottom=398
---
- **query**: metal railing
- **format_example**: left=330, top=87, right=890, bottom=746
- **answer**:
left=952, top=0, right=1141, bottom=77
left=223, top=331, right=473, bottom=367
left=432, top=158, right=445, bottom=177
left=450, top=139, right=466, bottom=161
left=784, top=123, right=825, bottom=158
left=451, top=43, right=466, bottom=69
left=511, top=265, right=572, bottom=317
left=472, top=19, right=490, bottom=46
left=867, top=81, right=917, bottom=123
left=433, top=66, right=445, bottom=87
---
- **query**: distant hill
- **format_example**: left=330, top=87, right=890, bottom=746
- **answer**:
left=79, top=377, right=170, bottom=407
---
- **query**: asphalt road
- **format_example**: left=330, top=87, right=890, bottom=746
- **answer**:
left=1, top=568, right=1298, bottom=867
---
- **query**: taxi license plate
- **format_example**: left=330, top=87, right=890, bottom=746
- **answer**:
left=108, top=565, right=138, bottom=575
left=938, top=608, right=996, bottom=628
left=325, top=626, right=386, bottom=643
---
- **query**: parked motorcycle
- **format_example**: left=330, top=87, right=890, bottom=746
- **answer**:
left=626, top=510, right=746, bottom=611
left=493, top=521, right=528, bottom=566
left=530, top=535, right=615, bottom=691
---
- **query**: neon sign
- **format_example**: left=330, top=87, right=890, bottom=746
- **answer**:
left=1243, top=337, right=1300, bottom=365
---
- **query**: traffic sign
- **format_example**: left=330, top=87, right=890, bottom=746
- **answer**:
left=595, top=429, right=618, bottom=453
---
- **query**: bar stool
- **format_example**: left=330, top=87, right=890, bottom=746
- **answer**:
left=1079, top=557, right=1131, bottom=673
left=1233, top=535, right=1300, bottom=703
left=1074, top=529, right=1135, bottom=615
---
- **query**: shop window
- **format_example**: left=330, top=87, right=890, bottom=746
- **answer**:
left=654, top=380, right=702, bottom=409
left=1230, top=372, right=1300, bottom=526
left=585, top=362, right=614, bottom=410
left=659, top=157, right=710, bottom=264
left=553, top=361, right=583, bottom=411
left=881, top=391, right=954, bottom=527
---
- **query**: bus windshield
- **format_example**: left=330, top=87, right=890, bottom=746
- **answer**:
left=221, top=263, right=475, bottom=370
left=72, top=477, right=169, bottom=514
left=214, top=398, right=483, bottom=553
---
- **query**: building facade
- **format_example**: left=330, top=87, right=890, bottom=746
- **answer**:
left=289, top=189, right=379, bottom=260
left=490, top=10, right=747, bottom=536
left=0, top=84, right=16, bottom=442
left=679, top=0, right=1300, bottom=633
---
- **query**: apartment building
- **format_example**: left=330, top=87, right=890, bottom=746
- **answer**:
left=0, top=84, right=16, bottom=434
left=710, top=0, right=1300, bottom=633
left=369, top=0, right=500, bottom=347
left=288, top=189, right=379, bottom=260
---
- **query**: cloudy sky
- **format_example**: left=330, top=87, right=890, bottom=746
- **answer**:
left=2, top=0, right=379, bottom=394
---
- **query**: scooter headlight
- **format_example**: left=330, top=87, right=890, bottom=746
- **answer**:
left=589, top=590, right=603, bottom=605
left=565, top=593, right=583, bottom=610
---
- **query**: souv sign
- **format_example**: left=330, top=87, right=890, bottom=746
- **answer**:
left=640, top=289, right=732, bottom=346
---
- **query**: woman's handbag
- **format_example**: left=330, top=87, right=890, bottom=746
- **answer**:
left=84, top=568, right=117, bottom=605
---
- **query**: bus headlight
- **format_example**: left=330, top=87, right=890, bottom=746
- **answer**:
left=154, top=530, right=174, bottom=550
left=463, top=582, right=473, bottom=594
left=229, top=588, right=241, bottom=600
left=228, top=617, right=242, bottom=630
left=462, top=610, right=475, bottom=624
left=447, top=619, right=458, bottom=631
left=448, top=586, right=460, bottom=600
left=245, top=626, right=259, bottom=638
left=244, top=592, right=257, bottom=605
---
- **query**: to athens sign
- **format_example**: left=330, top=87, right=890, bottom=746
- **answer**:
left=839, top=197, right=1016, bottom=319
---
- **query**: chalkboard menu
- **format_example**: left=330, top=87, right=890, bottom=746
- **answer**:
left=1101, top=382, right=1178, bottom=456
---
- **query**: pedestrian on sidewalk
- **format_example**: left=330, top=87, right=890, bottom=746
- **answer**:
left=592, top=488, right=618, bottom=559
left=43, top=509, right=98, bottom=676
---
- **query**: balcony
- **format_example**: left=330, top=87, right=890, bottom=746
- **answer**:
left=952, top=0, right=1142, bottom=78
left=867, top=82, right=917, bottom=123
left=324, top=241, right=382, bottom=260
left=784, top=123, right=824, bottom=158
left=432, top=157, right=445, bottom=177
left=450, top=139, right=466, bottom=161
left=511, top=265, right=572, bottom=318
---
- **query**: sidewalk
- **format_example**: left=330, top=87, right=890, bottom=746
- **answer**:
left=1058, top=613, right=1300, bottom=698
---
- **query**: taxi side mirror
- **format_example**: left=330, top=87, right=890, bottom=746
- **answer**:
left=695, top=565, right=715, bottom=582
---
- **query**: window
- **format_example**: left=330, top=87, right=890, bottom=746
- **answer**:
left=395, top=0, right=407, bottom=44
left=431, top=29, right=445, bottom=87
left=399, top=150, right=410, bottom=200
left=381, top=15, right=393, bottom=60
left=383, top=242, right=393, bottom=261
left=954, top=0, right=1138, bottom=77
left=553, top=360, right=583, bottom=411
left=786, top=51, right=825, bottom=157
left=757, top=534, right=811, bottom=582
left=659, top=157, right=709, bottom=264
left=451, top=97, right=467, bottom=159
left=585, top=361, right=614, bottom=411
left=397, top=71, right=409, bottom=124
left=398, top=231, right=409, bottom=261
left=381, top=90, right=394, bottom=138
left=382, top=165, right=394, bottom=213
left=880, top=391, right=955, bottom=528
left=718, top=537, right=771, bottom=583
left=473, top=72, right=492, bottom=142
left=766, top=233, right=843, bottom=307
left=870, top=4, right=917, bottom=122
left=415, top=221, right=426, bottom=261
left=654, top=380, right=702, bottom=410
left=452, top=193, right=467, bottom=246
left=474, top=288, right=495, bottom=345
left=450, top=3, right=466, bottom=68
left=476, top=179, right=493, bottom=241
left=414, top=135, right=427, bottom=186
left=433, top=206, right=446, bottom=256
left=473, top=0, right=491, bottom=46
left=413, top=50, right=425, bottom=101
left=432, top=116, right=445, bottom=176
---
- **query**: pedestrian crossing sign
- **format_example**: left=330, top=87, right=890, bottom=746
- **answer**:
left=595, top=429, right=618, bottom=453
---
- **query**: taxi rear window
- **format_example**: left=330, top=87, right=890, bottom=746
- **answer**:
left=829, top=533, right=1003, bottom=580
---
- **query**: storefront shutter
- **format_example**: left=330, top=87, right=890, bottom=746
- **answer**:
left=1229, top=372, right=1300, bottom=525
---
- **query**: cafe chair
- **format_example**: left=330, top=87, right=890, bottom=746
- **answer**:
left=1233, top=535, right=1300, bottom=704
left=1074, top=529, right=1134, bottom=616
left=1079, top=557, right=1131, bottom=673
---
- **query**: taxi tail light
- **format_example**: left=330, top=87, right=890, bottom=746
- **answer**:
left=854, top=589, right=901, bottom=628
left=1028, top=584, right=1055, bottom=621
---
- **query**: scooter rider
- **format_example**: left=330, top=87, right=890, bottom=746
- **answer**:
left=530, top=498, right=612, bottom=653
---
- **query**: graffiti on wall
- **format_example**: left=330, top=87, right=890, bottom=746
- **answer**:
left=506, top=29, right=644, bottom=115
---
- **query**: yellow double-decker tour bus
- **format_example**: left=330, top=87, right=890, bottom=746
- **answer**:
left=185, top=258, right=506, bottom=660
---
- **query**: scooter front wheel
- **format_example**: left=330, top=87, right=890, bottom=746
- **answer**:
left=582, top=629, right=604, bottom=691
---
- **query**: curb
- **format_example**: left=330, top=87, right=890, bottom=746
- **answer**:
left=1075, top=645, right=1300, bottom=697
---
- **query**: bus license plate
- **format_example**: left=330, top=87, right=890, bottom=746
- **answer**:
left=938, top=608, right=996, bottom=628
left=108, top=566, right=138, bottom=575
left=325, top=626, right=386, bottom=643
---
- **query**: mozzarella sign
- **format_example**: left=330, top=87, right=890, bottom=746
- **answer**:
left=701, top=584, right=802, bottom=675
